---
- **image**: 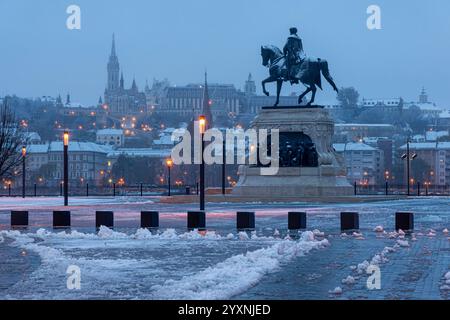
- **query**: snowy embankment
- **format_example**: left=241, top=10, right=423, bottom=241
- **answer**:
left=0, top=228, right=329, bottom=300
left=151, top=231, right=329, bottom=300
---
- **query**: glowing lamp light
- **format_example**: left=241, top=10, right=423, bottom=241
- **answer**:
left=63, top=131, right=69, bottom=147
left=166, top=158, right=173, bottom=168
left=199, top=115, right=206, bottom=134
left=21, top=146, right=26, bottom=157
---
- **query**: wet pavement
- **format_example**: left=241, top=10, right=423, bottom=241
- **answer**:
left=0, top=196, right=449, bottom=300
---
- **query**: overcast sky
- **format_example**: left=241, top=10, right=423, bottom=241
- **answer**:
left=0, top=0, right=449, bottom=106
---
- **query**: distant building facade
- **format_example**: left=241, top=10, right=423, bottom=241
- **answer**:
left=96, top=129, right=124, bottom=147
left=399, top=142, right=450, bottom=186
left=104, top=35, right=147, bottom=115
left=27, top=142, right=111, bottom=186
left=334, top=142, right=385, bottom=185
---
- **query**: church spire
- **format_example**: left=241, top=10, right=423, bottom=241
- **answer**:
left=202, top=71, right=213, bottom=129
left=111, top=33, right=117, bottom=57
left=107, top=33, right=120, bottom=91
left=120, top=72, right=124, bottom=89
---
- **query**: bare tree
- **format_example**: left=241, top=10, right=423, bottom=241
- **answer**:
left=0, top=97, right=26, bottom=179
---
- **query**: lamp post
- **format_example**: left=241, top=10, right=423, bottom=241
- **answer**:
left=22, top=146, right=26, bottom=198
left=222, top=137, right=226, bottom=195
left=401, top=139, right=417, bottom=196
left=63, top=131, right=69, bottom=206
left=199, top=115, right=206, bottom=211
left=166, top=158, right=173, bottom=196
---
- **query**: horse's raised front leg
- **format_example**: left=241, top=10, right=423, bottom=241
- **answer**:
left=307, top=85, right=317, bottom=106
left=274, top=79, right=283, bottom=106
left=262, top=76, right=275, bottom=97
left=298, top=86, right=312, bottom=105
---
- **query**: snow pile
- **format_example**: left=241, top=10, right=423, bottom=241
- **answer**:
left=329, top=287, right=342, bottom=295
left=341, top=276, right=356, bottom=285
left=312, top=229, right=325, bottom=237
left=0, top=234, right=4, bottom=244
left=373, top=226, right=384, bottom=232
left=441, top=271, right=450, bottom=291
left=443, top=228, right=449, bottom=234
left=396, top=240, right=410, bottom=247
left=356, top=260, right=370, bottom=274
left=151, top=232, right=329, bottom=300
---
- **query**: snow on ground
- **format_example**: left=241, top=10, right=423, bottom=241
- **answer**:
left=0, top=197, right=449, bottom=300
left=0, top=227, right=328, bottom=300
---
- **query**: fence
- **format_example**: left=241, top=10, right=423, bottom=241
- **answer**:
left=0, top=183, right=198, bottom=197
left=353, top=182, right=450, bottom=196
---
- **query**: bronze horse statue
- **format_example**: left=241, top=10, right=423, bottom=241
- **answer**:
left=261, top=45, right=338, bottom=106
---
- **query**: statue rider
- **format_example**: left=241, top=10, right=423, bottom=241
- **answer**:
left=283, top=27, right=304, bottom=82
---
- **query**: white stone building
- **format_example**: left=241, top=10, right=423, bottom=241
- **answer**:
left=96, top=129, right=124, bottom=147
left=333, top=142, right=385, bottom=186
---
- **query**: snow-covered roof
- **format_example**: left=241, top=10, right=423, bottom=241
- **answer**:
left=399, top=142, right=450, bottom=150
left=107, top=148, right=171, bottom=158
left=48, top=141, right=113, bottom=153
left=335, top=123, right=394, bottom=128
left=153, top=135, right=177, bottom=146
left=64, top=102, right=86, bottom=108
left=439, top=110, right=450, bottom=119
left=27, top=144, right=49, bottom=153
left=404, top=102, right=447, bottom=112
left=24, top=132, right=41, bottom=141
left=96, top=129, right=124, bottom=135
left=362, top=98, right=401, bottom=107
left=333, top=142, right=376, bottom=152
left=425, top=130, right=448, bottom=142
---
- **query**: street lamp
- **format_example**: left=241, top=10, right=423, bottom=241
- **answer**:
left=199, top=115, right=206, bottom=210
left=401, top=138, right=417, bottom=196
left=63, top=131, right=69, bottom=206
left=166, top=158, right=173, bottom=196
left=21, top=146, right=26, bottom=198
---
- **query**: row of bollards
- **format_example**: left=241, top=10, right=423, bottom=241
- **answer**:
left=8, top=210, right=415, bottom=232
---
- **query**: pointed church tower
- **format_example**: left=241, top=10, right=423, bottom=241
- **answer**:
left=131, top=77, right=138, bottom=92
left=202, top=71, right=213, bottom=129
left=419, top=87, right=428, bottom=104
left=244, top=73, right=256, bottom=96
left=107, top=34, right=120, bottom=91
left=120, top=72, right=124, bottom=89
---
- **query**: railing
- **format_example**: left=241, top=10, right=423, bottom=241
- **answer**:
left=353, top=182, right=450, bottom=196
left=0, top=184, right=198, bottom=197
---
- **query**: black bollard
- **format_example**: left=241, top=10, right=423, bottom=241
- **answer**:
left=395, top=212, right=414, bottom=231
left=341, top=212, right=359, bottom=230
left=288, top=212, right=307, bottom=230
left=86, top=183, right=89, bottom=197
left=237, top=211, right=255, bottom=230
left=53, top=211, right=71, bottom=228
left=11, top=211, right=29, bottom=227
left=96, top=211, right=114, bottom=228
left=187, top=211, right=206, bottom=230
left=34, top=184, right=37, bottom=197
left=141, top=211, right=159, bottom=228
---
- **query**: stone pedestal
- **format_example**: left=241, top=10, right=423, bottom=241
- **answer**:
left=232, top=106, right=352, bottom=197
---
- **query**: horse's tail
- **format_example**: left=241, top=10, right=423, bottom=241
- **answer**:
left=319, top=59, right=338, bottom=92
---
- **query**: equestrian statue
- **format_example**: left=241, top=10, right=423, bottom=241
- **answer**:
left=261, top=27, right=339, bottom=107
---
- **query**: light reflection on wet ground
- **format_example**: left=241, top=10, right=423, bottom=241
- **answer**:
left=0, top=197, right=449, bottom=299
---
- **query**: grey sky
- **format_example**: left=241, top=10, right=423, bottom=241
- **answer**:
left=0, top=0, right=449, bottom=106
